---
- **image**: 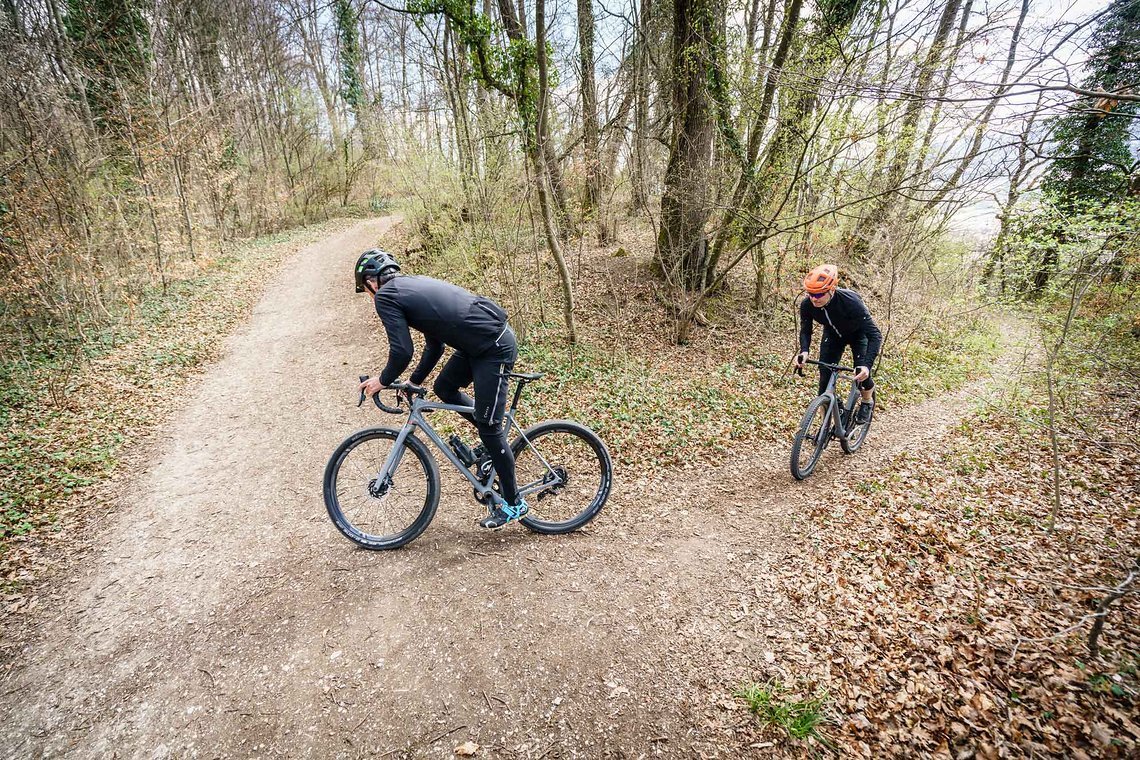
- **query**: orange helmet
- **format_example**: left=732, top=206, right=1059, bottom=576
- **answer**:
left=803, top=264, right=838, bottom=294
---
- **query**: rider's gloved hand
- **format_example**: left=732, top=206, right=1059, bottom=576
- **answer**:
left=359, top=376, right=386, bottom=397
left=794, top=352, right=808, bottom=367
left=853, top=366, right=870, bottom=382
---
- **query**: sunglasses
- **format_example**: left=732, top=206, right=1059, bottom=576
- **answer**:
left=807, top=291, right=830, bottom=300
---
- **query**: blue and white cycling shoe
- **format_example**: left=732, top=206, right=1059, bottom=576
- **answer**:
left=477, top=497, right=530, bottom=530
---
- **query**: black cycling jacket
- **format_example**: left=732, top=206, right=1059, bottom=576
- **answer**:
left=374, top=275, right=509, bottom=386
left=798, top=288, right=883, bottom=368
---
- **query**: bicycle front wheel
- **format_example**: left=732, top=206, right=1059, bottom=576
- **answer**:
left=790, top=396, right=832, bottom=480
left=512, top=420, right=612, bottom=535
left=323, top=428, right=440, bottom=550
left=841, top=395, right=873, bottom=454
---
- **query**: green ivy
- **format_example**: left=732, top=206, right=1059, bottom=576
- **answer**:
left=406, top=0, right=544, bottom=148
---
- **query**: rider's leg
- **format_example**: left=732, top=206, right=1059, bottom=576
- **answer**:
left=469, top=329, right=522, bottom=527
left=852, top=334, right=874, bottom=400
left=475, top=422, right=517, bottom=505
left=433, top=353, right=477, bottom=426
left=852, top=335, right=875, bottom=423
left=434, top=346, right=521, bottom=523
left=817, top=333, right=846, bottom=395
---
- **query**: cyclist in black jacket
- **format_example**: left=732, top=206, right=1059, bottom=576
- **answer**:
left=354, top=249, right=527, bottom=529
left=794, top=264, right=882, bottom=424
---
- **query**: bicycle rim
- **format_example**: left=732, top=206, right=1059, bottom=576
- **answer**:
left=323, top=429, right=439, bottom=549
left=513, top=421, right=612, bottom=534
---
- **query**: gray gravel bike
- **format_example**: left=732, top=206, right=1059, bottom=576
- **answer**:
left=323, top=372, right=612, bottom=549
left=790, top=359, right=874, bottom=480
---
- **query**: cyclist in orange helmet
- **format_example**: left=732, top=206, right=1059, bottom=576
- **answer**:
left=794, top=264, right=882, bottom=424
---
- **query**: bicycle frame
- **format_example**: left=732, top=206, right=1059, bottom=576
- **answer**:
left=371, top=395, right=562, bottom=503
left=817, top=366, right=863, bottom=442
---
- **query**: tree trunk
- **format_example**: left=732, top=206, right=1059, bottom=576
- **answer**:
left=534, top=0, right=577, bottom=341
left=497, top=0, right=569, bottom=230
left=707, top=0, right=802, bottom=267
left=920, top=0, right=1030, bottom=211
left=577, top=0, right=600, bottom=217
left=849, top=0, right=964, bottom=260
left=714, top=0, right=863, bottom=286
left=655, top=0, right=723, bottom=291
left=630, top=0, right=653, bottom=213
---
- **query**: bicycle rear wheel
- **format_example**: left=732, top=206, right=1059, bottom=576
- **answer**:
left=512, top=420, right=612, bottom=535
left=790, top=396, right=832, bottom=480
left=323, top=428, right=440, bottom=549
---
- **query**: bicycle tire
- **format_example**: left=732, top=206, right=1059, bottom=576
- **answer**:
left=840, top=396, right=873, bottom=454
left=512, top=420, right=612, bottom=535
left=790, top=395, right=832, bottom=480
left=323, top=428, right=440, bottom=549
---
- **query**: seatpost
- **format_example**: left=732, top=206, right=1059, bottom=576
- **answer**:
left=509, top=377, right=526, bottom=414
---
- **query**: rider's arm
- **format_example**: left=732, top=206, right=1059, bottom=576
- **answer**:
left=409, top=337, right=443, bottom=386
left=849, top=292, right=883, bottom=368
left=862, top=317, right=883, bottom=368
left=375, top=293, right=414, bottom=386
left=798, top=297, right=814, bottom=354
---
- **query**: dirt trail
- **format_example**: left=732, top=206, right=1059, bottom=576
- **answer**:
left=0, top=218, right=1020, bottom=759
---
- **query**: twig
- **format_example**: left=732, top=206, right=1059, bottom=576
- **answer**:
left=427, top=724, right=467, bottom=744
left=1088, top=560, right=1140, bottom=658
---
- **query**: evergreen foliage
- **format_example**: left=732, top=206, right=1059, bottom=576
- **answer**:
left=1042, top=0, right=1139, bottom=202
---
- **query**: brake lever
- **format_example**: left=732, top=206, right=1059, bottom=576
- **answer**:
left=358, top=375, right=385, bottom=409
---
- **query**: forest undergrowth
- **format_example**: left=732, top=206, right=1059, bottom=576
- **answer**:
left=381, top=215, right=1000, bottom=470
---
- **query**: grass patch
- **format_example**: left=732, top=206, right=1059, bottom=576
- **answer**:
left=495, top=314, right=1001, bottom=469
left=874, top=317, right=1002, bottom=407
left=510, top=331, right=798, bottom=468
left=735, top=678, right=834, bottom=745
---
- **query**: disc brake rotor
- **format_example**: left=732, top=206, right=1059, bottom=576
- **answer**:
left=368, top=474, right=392, bottom=499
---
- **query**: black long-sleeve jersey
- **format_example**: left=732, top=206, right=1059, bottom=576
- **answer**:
left=798, top=288, right=883, bottom=367
left=374, top=275, right=509, bottom=386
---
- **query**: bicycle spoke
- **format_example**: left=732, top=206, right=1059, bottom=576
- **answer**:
left=330, top=435, right=430, bottom=543
left=515, top=428, right=604, bottom=525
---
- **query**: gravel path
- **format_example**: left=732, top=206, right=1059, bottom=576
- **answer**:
left=0, top=218, right=1009, bottom=759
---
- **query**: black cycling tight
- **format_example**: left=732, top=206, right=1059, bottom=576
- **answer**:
left=432, top=383, right=519, bottom=505
left=474, top=423, right=518, bottom=506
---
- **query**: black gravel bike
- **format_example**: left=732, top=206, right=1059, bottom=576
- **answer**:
left=323, top=372, right=612, bottom=549
left=790, top=359, right=874, bottom=480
